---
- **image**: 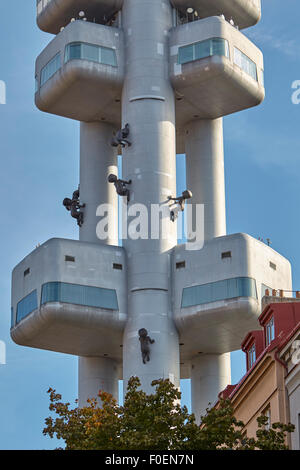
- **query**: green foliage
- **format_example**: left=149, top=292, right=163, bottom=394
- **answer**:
left=189, top=399, right=246, bottom=450
left=247, top=415, right=295, bottom=450
left=43, top=377, right=294, bottom=450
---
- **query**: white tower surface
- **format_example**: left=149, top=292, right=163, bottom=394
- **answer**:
left=11, top=0, right=293, bottom=420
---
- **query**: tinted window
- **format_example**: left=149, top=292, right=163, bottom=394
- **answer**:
left=178, top=38, right=229, bottom=65
left=40, top=53, right=61, bottom=86
left=182, top=277, right=257, bottom=308
left=65, top=43, right=117, bottom=67
left=41, top=282, right=118, bottom=310
left=234, top=47, right=257, bottom=81
left=16, top=290, right=38, bottom=324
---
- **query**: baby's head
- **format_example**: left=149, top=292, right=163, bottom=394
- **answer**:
left=138, top=328, right=148, bottom=338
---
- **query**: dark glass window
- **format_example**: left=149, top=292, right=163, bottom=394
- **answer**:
left=68, top=43, right=81, bottom=60
left=16, top=290, right=38, bottom=324
left=211, top=38, right=228, bottom=56
left=181, top=277, right=257, bottom=308
left=176, top=261, right=186, bottom=269
left=179, top=45, right=194, bottom=64
left=178, top=37, right=229, bottom=65
left=82, top=43, right=99, bottom=62
left=41, top=282, right=118, bottom=311
left=113, top=263, right=123, bottom=270
left=65, top=255, right=75, bottom=262
left=40, top=53, right=61, bottom=87
left=65, top=43, right=117, bottom=67
left=194, top=40, right=211, bottom=59
left=101, top=47, right=117, bottom=66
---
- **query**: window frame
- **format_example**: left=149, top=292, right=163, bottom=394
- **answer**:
left=181, top=276, right=257, bottom=308
left=178, top=37, right=230, bottom=65
left=248, top=343, right=256, bottom=369
left=16, top=290, right=38, bottom=324
left=41, top=281, right=119, bottom=311
left=233, top=46, right=258, bottom=82
left=40, top=52, right=61, bottom=87
left=64, top=42, right=118, bottom=68
left=265, top=316, right=275, bottom=346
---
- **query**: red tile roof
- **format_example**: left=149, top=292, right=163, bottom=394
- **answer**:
left=218, top=303, right=300, bottom=402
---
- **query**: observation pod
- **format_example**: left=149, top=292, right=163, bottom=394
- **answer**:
left=171, top=0, right=261, bottom=30
left=171, top=16, right=265, bottom=129
left=36, top=0, right=123, bottom=34
left=35, top=20, right=124, bottom=124
left=10, top=238, right=127, bottom=358
left=173, top=233, right=292, bottom=363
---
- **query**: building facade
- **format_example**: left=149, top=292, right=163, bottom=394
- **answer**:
left=279, top=319, right=300, bottom=449
left=220, top=301, right=300, bottom=449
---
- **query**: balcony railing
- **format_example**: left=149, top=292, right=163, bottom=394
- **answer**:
left=264, top=289, right=300, bottom=299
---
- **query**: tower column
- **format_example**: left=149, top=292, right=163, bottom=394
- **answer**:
left=186, top=119, right=230, bottom=419
left=185, top=118, right=226, bottom=242
left=78, top=357, right=119, bottom=407
left=191, top=353, right=231, bottom=423
left=79, top=121, right=118, bottom=245
left=78, top=121, right=119, bottom=405
left=121, top=0, right=180, bottom=395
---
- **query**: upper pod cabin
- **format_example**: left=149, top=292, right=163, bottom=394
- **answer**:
left=36, top=0, right=123, bottom=34
left=35, top=20, right=124, bottom=124
left=171, top=0, right=261, bottom=30
left=170, top=15, right=265, bottom=128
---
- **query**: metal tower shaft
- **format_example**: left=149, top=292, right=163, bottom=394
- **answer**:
left=121, top=0, right=180, bottom=393
left=78, top=122, right=120, bottom=405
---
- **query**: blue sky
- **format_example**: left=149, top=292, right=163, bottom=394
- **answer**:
left=0, top=0, right=299, bottom=449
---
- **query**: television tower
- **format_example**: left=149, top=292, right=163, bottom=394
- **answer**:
left=11, top=0, right=292, bottom=421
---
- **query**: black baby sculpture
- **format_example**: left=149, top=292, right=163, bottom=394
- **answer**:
left=138, top=328, right=155, bottom=364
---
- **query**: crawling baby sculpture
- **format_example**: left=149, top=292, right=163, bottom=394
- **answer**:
left=138, top=328, right=155, bottom=364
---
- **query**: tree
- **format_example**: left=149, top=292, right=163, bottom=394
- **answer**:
left=246, top=415, right=295, bottom=451
left=43, top=377, right=294, bottom=450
